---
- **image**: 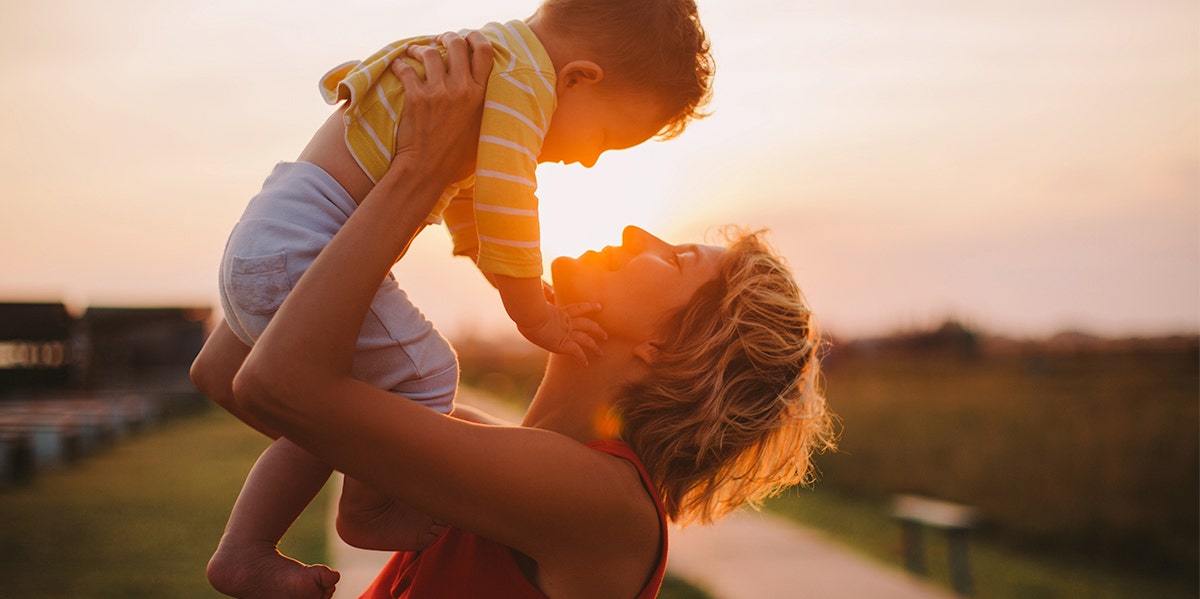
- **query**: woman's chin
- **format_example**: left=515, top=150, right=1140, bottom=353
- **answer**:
left=550, top=255, right=586, bottom=306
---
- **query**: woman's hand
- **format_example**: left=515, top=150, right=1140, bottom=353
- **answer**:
left=388, top=31, right=493, bottom=189
left=239, top=32, right=494, bottom=407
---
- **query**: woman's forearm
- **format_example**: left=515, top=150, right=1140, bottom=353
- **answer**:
left=235, top=32, right=492, bottom=423
left=234, top=159, right=445, bottom=419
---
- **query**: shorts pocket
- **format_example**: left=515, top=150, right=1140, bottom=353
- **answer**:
left=229, top=251, right=291, bottom=315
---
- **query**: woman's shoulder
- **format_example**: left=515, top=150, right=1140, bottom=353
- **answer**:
left=586, top=440, right=657, bottom=499
left=589, top=439, right=665, bottom=521
left=581, top=439, right=669, bottom=598
left=587, top=440, right=656, bottom=495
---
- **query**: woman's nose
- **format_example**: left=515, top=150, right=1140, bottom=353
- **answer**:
left=621, top=225, right=642, bottom=248
left=622, top=226, right=661, bottom=250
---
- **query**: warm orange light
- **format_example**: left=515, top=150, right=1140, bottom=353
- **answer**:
left=593, top=406, right=623, bottom=439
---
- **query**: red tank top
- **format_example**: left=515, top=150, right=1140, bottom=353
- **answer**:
left=359, top=440, right=668, bottom=599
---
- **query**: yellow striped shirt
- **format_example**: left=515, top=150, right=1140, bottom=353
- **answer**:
left=320, top=20, right=556, bottom=279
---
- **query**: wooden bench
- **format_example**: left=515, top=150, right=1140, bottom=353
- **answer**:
left=891, top=494, right=979, bottom=596
left=0, top=414, right=82, bottom=469
left=0, top=399, right=122, bottom=452
left=0, top=393, right=176, bottom=488
left=0, top=430, right=35, bottom=488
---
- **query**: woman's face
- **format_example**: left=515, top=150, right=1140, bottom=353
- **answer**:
left=551, top=226, right=725, bottom=342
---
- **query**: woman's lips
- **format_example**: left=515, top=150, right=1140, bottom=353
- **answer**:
left=580, top=246, right=620, bottom=271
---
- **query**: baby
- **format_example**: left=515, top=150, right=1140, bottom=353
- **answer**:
left=208, top=0, right=712, bottom=596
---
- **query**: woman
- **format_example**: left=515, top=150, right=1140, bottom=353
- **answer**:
left=192, top=32, right=834, bottom=599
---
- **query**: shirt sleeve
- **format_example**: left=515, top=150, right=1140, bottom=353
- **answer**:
left=470, top=69, right=555, bottom=279
left=442, top=186, right=479, bottom=259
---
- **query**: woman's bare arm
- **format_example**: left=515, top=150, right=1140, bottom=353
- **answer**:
left=232, top=32, right=653, bottom=572
left=190, top=319, right=280, bottom=437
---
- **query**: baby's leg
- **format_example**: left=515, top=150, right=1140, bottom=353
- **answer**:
left=333, top=356, right=458, bottom=552
left=208, top=438, right=340, bottom=599
left=334, top=273, right=460, bottom=551
left=335, top=476, right=446, bottom=551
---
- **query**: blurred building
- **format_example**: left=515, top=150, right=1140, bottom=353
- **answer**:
left=0, top=302, right=77, bottom=392
left=77, top=306, right=211, bottom=391
left=0, top=303, right=211, bottom=396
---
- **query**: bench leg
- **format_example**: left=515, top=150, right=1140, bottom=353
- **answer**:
left=4, top=437, right=36, bottom=486
left=946, top=528, right=974, bottom=596
left=900, top=520, right=926, bottom=574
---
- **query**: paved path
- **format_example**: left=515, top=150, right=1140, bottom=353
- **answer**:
left=327, top=390, right=955, bottom=599
left=668, top=510, right=955, bottom=599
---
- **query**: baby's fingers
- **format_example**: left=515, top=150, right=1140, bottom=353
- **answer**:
left=569, top=314, right=606, bottom=342
left=562, top=303, right=606, bottom=357
left=568, top=328, right=603, bottom=360
left=562, top=340, right=590, bottom=368
left=562, top=302, right=602, bottom=318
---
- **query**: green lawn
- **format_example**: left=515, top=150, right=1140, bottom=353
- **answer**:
left=766, top=487, right=1198, bottom=599
left=0, top=406, right=713, bottom=598
left=0, top=407, right=329, bottom=598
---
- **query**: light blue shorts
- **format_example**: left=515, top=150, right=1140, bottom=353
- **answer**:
left=219, top=162, right=457, bottom=414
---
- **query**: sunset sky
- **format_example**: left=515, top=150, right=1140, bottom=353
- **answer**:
left=1, top=0, right=1196, bottom=340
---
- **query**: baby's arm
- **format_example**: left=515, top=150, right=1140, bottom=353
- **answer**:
left=495, top=274, right=605, bottom=366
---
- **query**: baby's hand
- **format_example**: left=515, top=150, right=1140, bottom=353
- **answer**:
left=517, top=302, right=605, bottom=366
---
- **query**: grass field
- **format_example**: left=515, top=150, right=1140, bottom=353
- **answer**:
left=12, top=332, right=1189, bottom=599
left=0, top=405, right=711, bottom=598
left=764, top=335, right=1199, bottom=598
left=766, top=486, right=1198, bottom=599
left=814, top=344, right=1198, bottom=571
left=0, top=407, right=329, bottom=598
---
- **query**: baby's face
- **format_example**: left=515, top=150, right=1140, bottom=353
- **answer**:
left=539, top=87, right=666, bottom=168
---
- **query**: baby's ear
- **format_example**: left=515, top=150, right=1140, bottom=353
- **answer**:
left=558, top=60, right=604, bottom=89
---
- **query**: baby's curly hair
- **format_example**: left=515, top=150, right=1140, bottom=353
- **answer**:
left=539, top=0, right=714, bottom=139
left=614, top=228, right=836, bottom=525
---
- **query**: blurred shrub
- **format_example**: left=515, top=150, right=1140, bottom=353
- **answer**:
left=452, top=333, right=548, bottom=406
left=816, top=322, right=1198, bottom=577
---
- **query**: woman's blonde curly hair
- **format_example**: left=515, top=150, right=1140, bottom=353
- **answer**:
left=615, top=228, right=836, bottom=525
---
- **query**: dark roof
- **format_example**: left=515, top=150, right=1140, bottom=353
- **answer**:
left=0, top=303, right=73, bottom=340
left=81, top=306, right=210, bottom=326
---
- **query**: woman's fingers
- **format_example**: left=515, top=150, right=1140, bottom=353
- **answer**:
left=464, top=30, right=494, bottom=85
left=386, top=30, right=491, bottom=185
left=389, top=58, right=419, bottom=91
left=405, top=43, right=444, bottom=88
left=439, top=32, right=469, bottom=81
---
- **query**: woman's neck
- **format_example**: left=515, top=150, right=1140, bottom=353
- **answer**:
left=522, top=355, right=623, bottom=444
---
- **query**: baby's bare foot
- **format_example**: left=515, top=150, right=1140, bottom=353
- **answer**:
left=207, top=539, right=339, bottom=599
